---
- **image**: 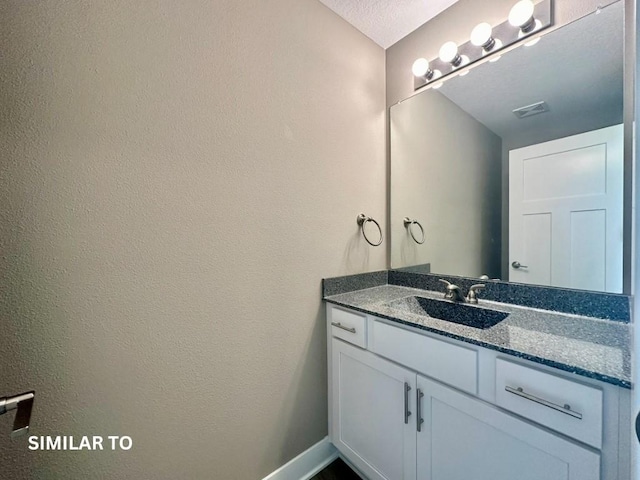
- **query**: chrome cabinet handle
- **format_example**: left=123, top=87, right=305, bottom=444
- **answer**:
left=511, top=261, right=529, bottom=269
left=416, top=388, right=425, bottom=432
left=0, top=391, right=35, bottom=437
left=331, top=322, right=356, bottom=334
left=505, top=386, right=582, bottom=419
left=404, top=383, right=412, bottom=424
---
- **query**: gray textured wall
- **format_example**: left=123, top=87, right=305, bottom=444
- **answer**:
left=0, top=1, right=385, bottom=478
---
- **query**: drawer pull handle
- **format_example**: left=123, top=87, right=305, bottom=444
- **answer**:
left=404, top=383, right=412, bottom=424
left=331, top=322, right=356, bottom=334
left=505, top=386, right=583, bottom=420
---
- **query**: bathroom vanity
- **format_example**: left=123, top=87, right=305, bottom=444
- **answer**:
left=323, top=273, right=631, bottom=480
left=328, top=2, right=634, bottom=479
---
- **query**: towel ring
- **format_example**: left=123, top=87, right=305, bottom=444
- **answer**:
left=403, top=217, right=425, bottom=244
left=357, top=214, right=383, bottom=246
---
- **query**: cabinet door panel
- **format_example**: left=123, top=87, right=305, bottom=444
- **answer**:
left=332, top=339, right=417, bottom=480
left=416, top=376, right=599, bottom=480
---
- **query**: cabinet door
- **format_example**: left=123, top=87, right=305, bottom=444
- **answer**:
left=331, top=339, right=417, bottom=480
left=416, top=375, right=600, bottom=480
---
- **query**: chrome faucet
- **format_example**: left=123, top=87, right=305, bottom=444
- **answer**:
left=439, top=280, right=486, bottom=304
left=438, top=279, right=465, bottom=302
left=466, top=284, right=486, bottom=304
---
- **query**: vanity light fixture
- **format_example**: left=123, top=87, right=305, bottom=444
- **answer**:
left=439, top=41, right=466, bottom=67
left=411, top=0, right=552, bottom=91
left=412, top=58, right=437, bottom=80
left=509, top=0, right=541, bottom=34
left=470, top=23, right=502, bottom=53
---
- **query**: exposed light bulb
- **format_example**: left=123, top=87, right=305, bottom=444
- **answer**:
left=412, top=58, right=430, bottom=77
left=439, top=41, right=461, bottom=65
left=509, top=0, right=536, bottom=32
left=470, top=23, right=494, bottom=49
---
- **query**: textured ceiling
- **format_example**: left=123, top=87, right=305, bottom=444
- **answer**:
left=317, top=0, right=460, bottom=48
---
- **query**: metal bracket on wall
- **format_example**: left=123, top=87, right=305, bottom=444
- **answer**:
left=0, top=391, right=35, bottom=437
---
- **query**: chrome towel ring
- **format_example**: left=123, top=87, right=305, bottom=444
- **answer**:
left=403, top=217, right=425, bottom=244
left=357, top=214, right=383, bottom=246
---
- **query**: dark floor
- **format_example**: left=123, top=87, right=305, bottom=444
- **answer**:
left=310, top=458, right=362, bottom=480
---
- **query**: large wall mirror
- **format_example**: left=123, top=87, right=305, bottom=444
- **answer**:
left=390, top=1, right=629, bottom=294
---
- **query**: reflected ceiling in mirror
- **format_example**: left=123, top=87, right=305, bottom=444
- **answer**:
left=390, top=2, right=624, bottom=294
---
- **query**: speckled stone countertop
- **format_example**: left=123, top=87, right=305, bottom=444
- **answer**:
left=324, top=284, right=632, bottom=388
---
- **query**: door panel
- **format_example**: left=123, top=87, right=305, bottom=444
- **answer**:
left=416, top=375, right=600, bottom=480
left=509, top=124, right=623, bottom=292
left=570, top=209, right=606, bottom=291
left=522, top=144, right=606, bottom=201
left=431, top=398, right=568, bottom=480
left=331, top=339, right=417, bottom=480
left=518, top=213, right=552, bottom=286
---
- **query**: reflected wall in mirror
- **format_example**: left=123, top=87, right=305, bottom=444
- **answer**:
left=390, top=1, right=625, bottom=293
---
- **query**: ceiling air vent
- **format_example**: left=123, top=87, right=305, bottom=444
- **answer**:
left=512, top=101, right=549, bottom=119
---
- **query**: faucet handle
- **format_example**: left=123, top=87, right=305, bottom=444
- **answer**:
left=439, top=279, right=460, bottom=291
left=466, top=284, right=486, bottom=304
left=439, top=279, right=460, bottom=290
left=438, top=279, right=462, bottom=300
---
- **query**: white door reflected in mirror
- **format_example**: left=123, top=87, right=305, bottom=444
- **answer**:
left=509, top=124, right=623, bottom=293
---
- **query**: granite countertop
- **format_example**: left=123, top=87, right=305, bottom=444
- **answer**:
left=324, top=284, right=631, bottom=388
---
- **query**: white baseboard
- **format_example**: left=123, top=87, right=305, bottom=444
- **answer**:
left=262, top=437, right=338, bottom=480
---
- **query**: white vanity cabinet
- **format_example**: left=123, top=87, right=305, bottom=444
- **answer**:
left=331, top=340, right=416, bottom=480
left=327, top=304, right=629, bottom=480
left=416, top=375, right=599, bottom=480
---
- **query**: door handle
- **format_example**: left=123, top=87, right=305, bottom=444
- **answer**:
left=404, top=383, right=412, bottom=424
left=416, top=388, right=424, bottom=432
left=511, top=261, right=529, bottom=269
left=0, top=391, right=35, bottom=437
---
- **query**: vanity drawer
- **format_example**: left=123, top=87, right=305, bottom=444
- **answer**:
left=370, top=320, right=477, bottom=394
left=495, top=358, right=603, bottom=449
left=329, top=306, right=367, bottom=348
